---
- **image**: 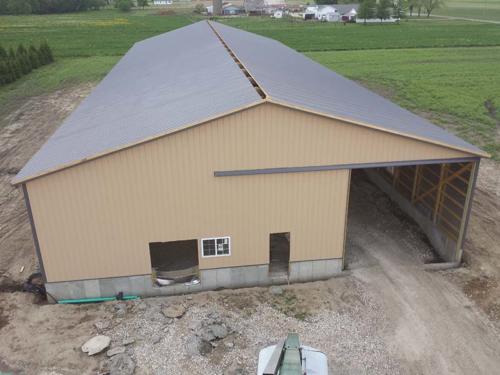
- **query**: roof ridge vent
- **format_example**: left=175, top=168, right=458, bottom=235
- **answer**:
left=207, top=21, right=266, bottom=99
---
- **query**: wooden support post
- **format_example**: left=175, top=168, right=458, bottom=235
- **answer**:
left=411, top=165, right=421, bottom=204
left=392, top=167, right=400, bottom=188
left=455, top=161, right=479, bottom=262
left=433, top=163, right=447, bottom=223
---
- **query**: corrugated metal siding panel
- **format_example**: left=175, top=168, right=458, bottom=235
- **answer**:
left=27, top=103, right=469, bottom=282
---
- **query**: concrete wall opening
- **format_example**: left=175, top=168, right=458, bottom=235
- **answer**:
left=149, top=239, right=199, bottom=286
left=269, top=232, right=290, bottom=277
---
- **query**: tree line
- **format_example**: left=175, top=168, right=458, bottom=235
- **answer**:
left=0, top=0, right=106, bottom=15
left=357, top=0, right=444, bottom=23
left=0, top=42, right=54, bottom=86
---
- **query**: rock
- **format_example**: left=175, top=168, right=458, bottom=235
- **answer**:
left=151, top=335, right=162, bottom=344
left=94, top=320, right=111, bottom=332
left=198, top=340, right=213, bottom=356
left=270, top=286, right=284, bottom=296
left=82, top=335, right=111, bottom=356
left=210, top=324, right=228, bottom=339
left=114, top=303, right=127, bottom=316
left=122, top=338, right=135, bottom=346
left=199, top=324, right=228, bottom=341
left=224, top=341, right=234, bottom=349
left=186, top=337, right=213, bottom=356
left=110, top=353, right=135, bottom=375
left=162, top=305, right=186, bottom=319
left=165, top=318, right=174, bottom=325
left=107, top=346, right=126, bottom=357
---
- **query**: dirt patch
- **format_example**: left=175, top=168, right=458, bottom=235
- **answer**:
left=0, top=84, right=94, bottom=287
left=443, top=158, right=500, bottom=323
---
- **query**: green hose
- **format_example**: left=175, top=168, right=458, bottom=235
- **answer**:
left=57, top=295, right=139, bottom=304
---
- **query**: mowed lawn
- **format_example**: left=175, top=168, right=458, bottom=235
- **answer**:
left=0, top=10, right=499, bottom=157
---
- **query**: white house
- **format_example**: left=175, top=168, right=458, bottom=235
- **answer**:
left=317, top=5, right=339, bottom=21
left=152, top=0, right=172, bottom=5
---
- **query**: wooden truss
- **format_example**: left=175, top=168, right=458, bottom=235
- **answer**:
left=386, top=161, right=476, bottom=243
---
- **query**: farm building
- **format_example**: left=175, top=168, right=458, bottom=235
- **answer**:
left=14, top=21, right=488, bottom=301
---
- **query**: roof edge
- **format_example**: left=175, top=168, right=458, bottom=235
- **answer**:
left=267, top=99, right=490, bottom=159
left=12, top=99, right=267, bottom=186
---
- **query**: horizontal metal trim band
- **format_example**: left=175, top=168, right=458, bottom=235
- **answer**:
left=214, top=157, right=480, bottom=177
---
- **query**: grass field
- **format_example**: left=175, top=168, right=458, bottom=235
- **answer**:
left=0, top=9, right=499, bottom=158
left=307, top=47, right=500, bottom=157
left=433, top=0, right=500, bottom=22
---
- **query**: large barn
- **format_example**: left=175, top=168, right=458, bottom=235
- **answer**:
left=14, top=21, right=488, bottom=301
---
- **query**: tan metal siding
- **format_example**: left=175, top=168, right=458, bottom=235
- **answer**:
left=27, top=103, right=471, bottom=282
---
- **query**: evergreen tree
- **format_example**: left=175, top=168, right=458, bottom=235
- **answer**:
left=39, top=41, right=54, bottom=63
left=0, top=61, right=7, bottom=84
left=8, top=59, right=21, bottom=80
left=8, top=47, right=16, bottom=60
left=28, top=45, right=40, bottom=68
left=17, top=43, right=32, bottom=74
left=0, top=45, right=7, bottom=60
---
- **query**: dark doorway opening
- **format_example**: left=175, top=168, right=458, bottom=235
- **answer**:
left=149, top=239, right=199, bottom=286
left=269, top=232, right=290, bottom=276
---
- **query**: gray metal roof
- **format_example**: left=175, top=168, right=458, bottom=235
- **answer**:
left=335, top=4, right=359, bottom=14
left=14, top=21, right=261, bottom=182
left=15, top=20, right=484, bottom=183
left=210, top=21, right=484, bottom=155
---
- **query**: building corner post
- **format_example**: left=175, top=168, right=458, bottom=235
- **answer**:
left=21, top=183, right=47, bottom=283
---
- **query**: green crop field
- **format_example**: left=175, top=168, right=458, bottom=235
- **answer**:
left=0, top=9, right=499, bottom=157
left=433, top=0, right=500, bottom=22
left=307, top=47, right=500, bottom=157
left=217, top=17, right=500, bottom=51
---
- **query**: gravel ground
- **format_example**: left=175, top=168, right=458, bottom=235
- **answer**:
left=101, top=277, right=401, bottom=375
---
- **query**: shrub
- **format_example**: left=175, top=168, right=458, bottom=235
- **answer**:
left=193, top=3, right=205, bottom=14
left=116, top=0, right=133, bottom=12
left=6, top=0, right=32, bottom=14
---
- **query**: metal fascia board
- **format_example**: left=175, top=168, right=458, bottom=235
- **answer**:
left=214, top=157, right=481, bottom=177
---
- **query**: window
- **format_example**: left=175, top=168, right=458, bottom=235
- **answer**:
left=201, top=237, right=231, bottom=257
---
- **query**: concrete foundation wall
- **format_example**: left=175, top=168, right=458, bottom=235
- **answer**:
left=45, top=259, right=343, bottom=301
left=365, top=170, right=459, bottom=262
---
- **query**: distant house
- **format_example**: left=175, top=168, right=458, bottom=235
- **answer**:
left=152, top=0, right=172, bottom=5
left=304, top=5, right=340, bottom=22
left=336, top=3, right=359, bottom=21
left=223, top=5, right=245, bottom=15
left=244, top=0, right=285, bottom=14
left=317, top=5, right=339, bottom=21
left=206, top=2, right=233, bottom=15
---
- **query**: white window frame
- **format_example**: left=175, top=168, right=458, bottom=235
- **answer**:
left=200, top=236, right=231, bottom=258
